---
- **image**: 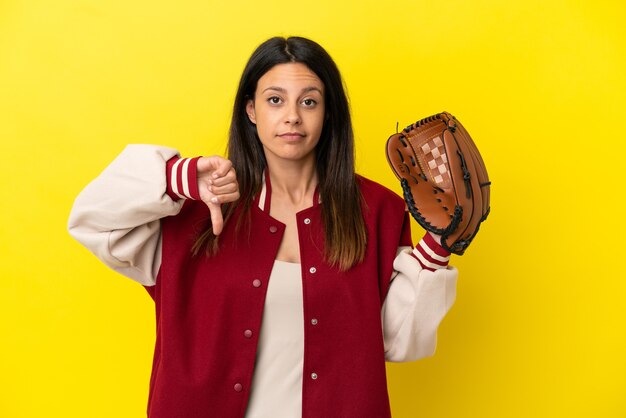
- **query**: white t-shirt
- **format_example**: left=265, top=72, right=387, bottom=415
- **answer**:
left=245, top=260, right=304, bottom=418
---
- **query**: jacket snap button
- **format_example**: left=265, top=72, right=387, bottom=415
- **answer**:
left=311, top=373, right=318, bottom=380
left=244, top=329, right=253, bottom=338
left=309, top=267, right=316, bottom=274
left=304, top=218, right=311, bottom=225
left=234, top=383, right=243, bottom=392
left=269, top=225, right=278, bottom=233
left=252, top=279, right=262, bottom=288
left=311, top=318, right=318, bottom=325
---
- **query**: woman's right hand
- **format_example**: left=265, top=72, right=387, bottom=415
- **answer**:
left=196, top=156, right=240, bottom=235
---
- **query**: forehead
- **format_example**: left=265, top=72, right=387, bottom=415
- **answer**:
left=256, top=63, right=324, bottom=93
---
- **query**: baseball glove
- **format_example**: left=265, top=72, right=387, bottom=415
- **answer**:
left=386, top=112, right=490, bottom=255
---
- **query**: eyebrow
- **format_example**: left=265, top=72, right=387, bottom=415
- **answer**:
left=262, top=86, right=323, bottom=95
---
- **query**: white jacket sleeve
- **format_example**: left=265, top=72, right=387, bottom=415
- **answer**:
left=67, top=144, right=185, bottom=286
left=382, top=246, right=458, bottom=362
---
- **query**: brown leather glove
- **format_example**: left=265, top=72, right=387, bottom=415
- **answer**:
left=386, top=112, right=491, bottom=254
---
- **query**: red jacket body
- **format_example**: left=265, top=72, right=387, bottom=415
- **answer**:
left=145, top=175, right=411, bottom=418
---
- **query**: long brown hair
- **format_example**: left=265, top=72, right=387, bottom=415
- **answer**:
left=193, top=36, right=366, bottom=271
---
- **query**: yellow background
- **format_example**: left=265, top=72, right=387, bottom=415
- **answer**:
left=1, top=0, right=624, bottom=416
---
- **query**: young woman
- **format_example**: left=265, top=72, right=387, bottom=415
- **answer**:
left=68, top=36, right=458, bottom=418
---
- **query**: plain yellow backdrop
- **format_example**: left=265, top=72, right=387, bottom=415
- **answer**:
left=1, top=0, right=625, bottom=417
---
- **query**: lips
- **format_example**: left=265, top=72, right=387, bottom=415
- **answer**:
left=278, top=132, right=305, bottom=140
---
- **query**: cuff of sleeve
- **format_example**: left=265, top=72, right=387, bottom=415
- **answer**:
left=166, top=156, right=201, bottom=201
left=411, top=232, right=451, bottom=271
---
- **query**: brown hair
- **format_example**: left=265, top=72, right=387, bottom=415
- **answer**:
left=193, top=36, right=366, bottom=271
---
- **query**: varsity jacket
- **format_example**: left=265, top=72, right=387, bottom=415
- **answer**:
left=68, top=145, right=458, bottom=418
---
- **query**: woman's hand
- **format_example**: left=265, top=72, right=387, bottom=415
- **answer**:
left=196, top=156, right=240, bottom=235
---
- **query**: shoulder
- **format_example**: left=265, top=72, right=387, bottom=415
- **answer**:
left=357, top=174, right=403, bottom=203
left=356, top=174, right=406, bottom=213
left=356, top=175, right=413, bottom=251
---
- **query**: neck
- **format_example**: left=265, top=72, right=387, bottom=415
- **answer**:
left=266, top=155, right=318, bottom=207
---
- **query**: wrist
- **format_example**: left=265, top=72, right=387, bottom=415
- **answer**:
left=166, top=156, right=201, bottom=201
left=411, top=232, right=451, bottom=271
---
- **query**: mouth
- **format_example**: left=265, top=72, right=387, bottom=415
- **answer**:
left=278, top=132, right=306, bottom=140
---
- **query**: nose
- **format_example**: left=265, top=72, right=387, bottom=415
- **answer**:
left=285, top=103, right=301, bottom=125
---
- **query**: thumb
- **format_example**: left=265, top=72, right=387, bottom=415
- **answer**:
left=208, top=199, right=224, bottom=235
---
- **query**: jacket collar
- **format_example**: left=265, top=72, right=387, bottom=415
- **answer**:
left=255, top=169, right=321, bottom=214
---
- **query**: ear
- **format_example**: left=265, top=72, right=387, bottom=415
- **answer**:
left=246, top=99, right=256, bottom=124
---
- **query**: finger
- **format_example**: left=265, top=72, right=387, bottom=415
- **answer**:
left=197, top=156, right=233, bottom=177
left=209, top=182, right=239, bottom=195
left=211, top=158, right=234, bottom=179
left=208, top=201, right=224, bottom=235
left=208, top=191, right=240, bottom=205
left=210, top=169, right=237, bottom=186
left=196, top=156, right=217, bottom=172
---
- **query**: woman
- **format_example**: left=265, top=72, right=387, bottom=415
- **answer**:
left=68, top=36, right=458, bottom=418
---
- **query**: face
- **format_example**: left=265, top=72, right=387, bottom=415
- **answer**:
left=246, top=63, right=325, bottom=166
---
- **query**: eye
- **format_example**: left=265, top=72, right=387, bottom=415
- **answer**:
left=268, top=96, right=282, bottom=105
left=302, top=98, right=317, bottom=107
